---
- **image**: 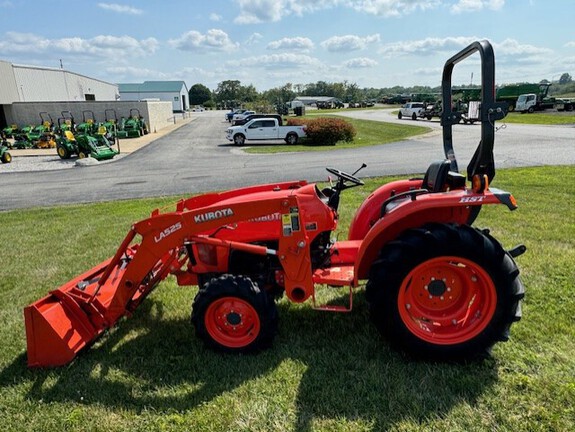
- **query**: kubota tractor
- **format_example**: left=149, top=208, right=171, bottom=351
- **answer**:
left=24, top=40, right=525, bottom=367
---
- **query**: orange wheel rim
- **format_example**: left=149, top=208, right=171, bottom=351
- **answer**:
left=205, top=297, right=260, bottom=348
left=398, top=256, right=497, bottom=345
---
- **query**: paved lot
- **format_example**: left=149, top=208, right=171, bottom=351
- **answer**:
left=0, top=109, right=573, bottom=211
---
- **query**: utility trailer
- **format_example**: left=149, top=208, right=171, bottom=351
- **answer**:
left=24, top=40, right=525, bottom=368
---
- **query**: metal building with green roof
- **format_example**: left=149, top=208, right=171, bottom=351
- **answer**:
left=118, top=81, right=189, bottom=112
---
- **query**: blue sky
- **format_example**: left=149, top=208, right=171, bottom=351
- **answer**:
left=0, top=0, right=573, bottom=91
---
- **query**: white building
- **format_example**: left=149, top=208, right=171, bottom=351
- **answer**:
left=118, top=81, right=189, bottom=112
left=0, top=59, right=118, bottom=128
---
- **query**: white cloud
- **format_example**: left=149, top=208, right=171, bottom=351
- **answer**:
left=451, top=0, right=504, bottom=14
left=234, top=0, right=286, bottom=23
left=267, top=37, right=314, bottom=51
left=97, top=3, right=143, bottom=15
left=344, top=57, right=378, bottom=68
left=107, top=66, right=169, bottom=79
left=229, top=53, right=323, bottom=69
left=566, top=42, right=575, bottom=48
left=351, top=0, right=441, bottom=17
left=233, top=0, right=506, bottom=23
left=209, top=13, right=223, bottom=21
left=245, top=33, right=263, bottom=45
left=0, top=31, right=157, bottom=57
left=169, top=29, right=239, bottom=52
left=321, top=34, right=380, bottom=52
left=379, top=36, right=478, bottom=56
left=494, top=38, right=552, bottom=60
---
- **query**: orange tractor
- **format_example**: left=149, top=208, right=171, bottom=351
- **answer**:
left=24, top=40, right=525, bottom=367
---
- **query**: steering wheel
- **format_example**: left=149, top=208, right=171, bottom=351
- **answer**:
left=326, top=167, right=364, bottom=186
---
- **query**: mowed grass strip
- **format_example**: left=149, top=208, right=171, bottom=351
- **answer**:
left=504, top=111, right=575, bottom=125
left=0, top=165, right=573, bottom=432
left=242, top=116, right=431, bottom=154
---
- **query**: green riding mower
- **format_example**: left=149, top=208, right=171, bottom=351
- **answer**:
left=2, top=124, right=20, bottom=139
left=13, top=112, right=56, bottom=149
left=100, top=109, right=118, bottom=140
left=1, top=135, right=12, bottom=163
left=76, top=110, right=98, bottom=134
left=56, top=129, right=118, bottom=161
left=117, top=109, right=149, bottom=138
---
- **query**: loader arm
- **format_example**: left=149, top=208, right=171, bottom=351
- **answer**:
left=25, top=189, right=315, bottom=367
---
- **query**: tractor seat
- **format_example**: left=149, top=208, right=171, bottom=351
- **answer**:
left=422, top=160, right=466, bottom=192
left=423, top=160, right=451, bottom=192
left=380, top=160, right=467, bottom=218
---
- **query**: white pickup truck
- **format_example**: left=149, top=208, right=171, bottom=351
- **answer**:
left=226, top=118, right=306, bottom=146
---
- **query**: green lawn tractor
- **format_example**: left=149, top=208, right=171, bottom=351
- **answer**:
left=76, top=110, right=98, bottom=134
left=100, top=109, right=118, bottom=141
left=117, top=109, right=149, bottom=138
left=13, top=113, right=56, bottom=149
left=56, top=129, right=118, bottom=161
left=2, top=124, right=20, bottom=139
left=1, top=135, right=12, bottom=163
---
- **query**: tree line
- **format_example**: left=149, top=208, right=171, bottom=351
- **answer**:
left=189, top=74, right=574, bottom=110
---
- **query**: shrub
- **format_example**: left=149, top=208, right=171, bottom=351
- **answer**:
left=301, top=117, right=356, bottom=146
left=286, top=118, right=306, bottom=126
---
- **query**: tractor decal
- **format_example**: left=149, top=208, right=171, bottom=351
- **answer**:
left=154, top=222, right=183, bottom=243
left=460, top=196, right=486, bottom=203
left=194, top=208, right=234, bottom=223
left=249, top=212, right=282, bottom=222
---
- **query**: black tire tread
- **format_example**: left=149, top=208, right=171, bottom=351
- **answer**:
left=191, top=274, right=278, bottom=353
left=366, top=223, right=524, bottom=361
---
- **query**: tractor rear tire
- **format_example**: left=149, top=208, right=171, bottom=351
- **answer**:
left=366, top=223, right=524, bottom=362
left=192, top=274, right=278, bottom=353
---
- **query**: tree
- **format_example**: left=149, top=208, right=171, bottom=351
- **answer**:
left=213, top=80, right=259, bottom=108
left=214, top=80, right=243, bottom=108
left=189, top=83, right=212, bottom=106
left=558, top=73, right=572, bottom=85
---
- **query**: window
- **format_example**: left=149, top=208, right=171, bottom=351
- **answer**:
left=174, top=96, right=179, bottom=101
left=84, top=94, right=95, bottom=101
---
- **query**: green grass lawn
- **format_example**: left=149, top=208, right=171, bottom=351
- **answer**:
left=0, top=165, right=574, bottom=431
left=504, top=111, right=575, bottom=125
left=243, top=116, right=431, bottom=154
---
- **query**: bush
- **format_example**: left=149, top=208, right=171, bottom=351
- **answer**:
left=305, top=117, right=356, bottom=146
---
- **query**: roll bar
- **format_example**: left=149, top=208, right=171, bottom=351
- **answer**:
left=440, top=40, right=507, bottom=182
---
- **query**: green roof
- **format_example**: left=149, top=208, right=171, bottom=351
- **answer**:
left=118, top=81, right=187, bottom=93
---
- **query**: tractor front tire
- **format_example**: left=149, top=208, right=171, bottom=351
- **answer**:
left=366, top=223, right=524, bottom=362
left=57, top=145, right=70, bottom=159
left=1, top=151, right=12, bottom=163
left=192, top=274, right=278, bottom=353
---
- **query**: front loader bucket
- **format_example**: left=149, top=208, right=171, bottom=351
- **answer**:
left=24, top=257, right=120, bottom=368
left=25, top=289, right=102, bottom=367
